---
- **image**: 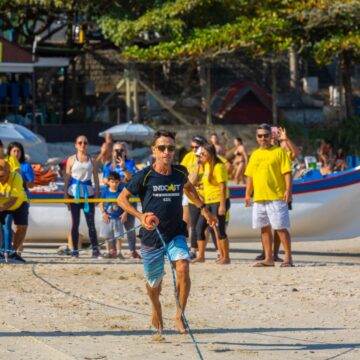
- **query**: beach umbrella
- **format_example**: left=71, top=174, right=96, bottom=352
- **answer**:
left=0, top=121, right=48, bottom=163
left=99, top=122, right=155, bottom=142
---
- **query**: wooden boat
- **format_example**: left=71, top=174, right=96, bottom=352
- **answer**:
left=27, top=167, right=360, bottom=241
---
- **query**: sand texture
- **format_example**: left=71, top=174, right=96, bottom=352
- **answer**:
left=1, top=238, right=360, bottom=360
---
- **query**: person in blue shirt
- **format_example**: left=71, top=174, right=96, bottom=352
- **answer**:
left=103, top=142, right=141, bottom=259
left=99, top=172, right=126, bottom=259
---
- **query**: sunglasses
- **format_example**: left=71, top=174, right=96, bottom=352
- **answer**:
left=191, top=145, right=199, bottom=149
left=156, top=145, right=176, bottom=152
left=77, top=141, right=88, bottom=145
left=257, top=133, right=270, bottom=139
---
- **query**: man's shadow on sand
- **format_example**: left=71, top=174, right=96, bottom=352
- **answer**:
left=0, top=327, right=359, bottom=358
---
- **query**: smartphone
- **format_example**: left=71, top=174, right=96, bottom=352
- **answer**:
left=271, top=126, right=279, bottom=140
left=195, top=146, right=202, bottom=157
left=116, top=149, right=124, bottom=159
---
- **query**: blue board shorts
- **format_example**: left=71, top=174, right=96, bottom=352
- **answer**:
left=141, top=235, right=190, bottom=288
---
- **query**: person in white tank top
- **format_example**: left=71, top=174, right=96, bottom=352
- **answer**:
left=64, top=135, right=101, bottom=258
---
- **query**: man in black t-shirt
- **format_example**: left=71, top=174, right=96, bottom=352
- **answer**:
left=118, top=130, right=216, bottom=334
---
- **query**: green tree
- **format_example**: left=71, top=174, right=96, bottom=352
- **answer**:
left=295, top=0, right=360, bottom=118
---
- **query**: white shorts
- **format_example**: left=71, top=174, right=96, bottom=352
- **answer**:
left=100, top=218, right=124, bottom=239
left=253, top=200, right=290, bottom=230
left=182, top=194, right=189, bottom=206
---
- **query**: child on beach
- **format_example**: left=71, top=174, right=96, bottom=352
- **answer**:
left=99, top=172, right=126, bottom=259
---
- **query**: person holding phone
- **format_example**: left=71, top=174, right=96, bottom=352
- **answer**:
left=103, top=142, right=140, bottom=259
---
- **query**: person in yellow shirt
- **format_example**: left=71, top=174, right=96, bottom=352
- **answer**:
left=0, top=159, right=29, bottom=262
left=0, top=140, right=20, bottom=172
left=245, top=123, right=293, bottom=267
left=180, top=136, right=207, bottom=258
left=193, top=142, right=231, bottom=264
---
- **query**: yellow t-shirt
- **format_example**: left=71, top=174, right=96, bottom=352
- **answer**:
left=0, top=171, right=27, bottom=210
left=181, top=151, right=205, bottom=203
left=245, top=146, right=291, bottom=202
left=203, top=162, right=230, bottom=204
left=5, top=155, right=20, bottom=172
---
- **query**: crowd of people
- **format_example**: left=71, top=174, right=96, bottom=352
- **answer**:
left=1, top=124, right=341, bottom=333
left=0, top=127, right=315, bottom=264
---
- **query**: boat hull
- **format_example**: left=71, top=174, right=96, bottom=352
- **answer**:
left=26, top=168, right=360, bottom=241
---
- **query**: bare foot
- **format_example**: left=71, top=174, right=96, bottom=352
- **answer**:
left=175, top=318, right=188, bottom=334
left=191, top=257, right=205, bottom=264
left=151, top=303, right=163, bottom=332
left=217, top=258, right=231, bottom=265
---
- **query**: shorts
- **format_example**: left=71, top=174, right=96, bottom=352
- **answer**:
left=182, top=194, right=189, bottom=206
left=0, top=201, right=29, bottom=226
left=99, top=218, right=124, bottom=239
left=253, top=200, right=290, bottom=230
left=141, top=235, right=190, bottom=288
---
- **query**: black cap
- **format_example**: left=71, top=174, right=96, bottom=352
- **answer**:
left=192, top=135, right=207, bottom=146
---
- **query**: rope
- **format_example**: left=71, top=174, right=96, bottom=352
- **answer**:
left=153, top=223, right=204, bottom=360
left=0, top=225, right=142, bottom=257
left=28, top=197, right=140, bottom=204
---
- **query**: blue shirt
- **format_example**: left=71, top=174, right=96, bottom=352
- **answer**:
left=103, top=159, right=137, bottom=181
left=125, top=165, right=188, bottom=248
left=20, top=162, right=35, bottom=197
left=101, top=185, right=124, bottom=219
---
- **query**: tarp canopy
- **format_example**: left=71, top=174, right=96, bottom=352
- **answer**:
left=0, top=121, right=48, bottom=163
left=99, top=122, right=155, bottom=142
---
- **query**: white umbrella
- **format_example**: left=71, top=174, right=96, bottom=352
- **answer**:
left=0, top=121, right=48, bottom=163
left=99, top=122, right=155, bottom=142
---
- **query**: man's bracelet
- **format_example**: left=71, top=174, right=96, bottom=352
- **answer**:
left=199, top=204, right=206, bottom=210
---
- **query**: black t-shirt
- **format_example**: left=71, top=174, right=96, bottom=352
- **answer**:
left=125, top=164, right=188, bottom=248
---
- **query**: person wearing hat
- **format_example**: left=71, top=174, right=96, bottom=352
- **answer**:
left=0, top=159, right=29, bottom=262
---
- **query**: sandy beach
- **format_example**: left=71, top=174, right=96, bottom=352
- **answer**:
left=1, top=238, right=360, bottom=360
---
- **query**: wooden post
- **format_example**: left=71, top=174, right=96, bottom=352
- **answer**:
left=125, top=67, right=132, bottom=122
left=271, top=59, right=278, bottom=125
left=132, top=68, right=140, bottom=123
left=206, top=62, right=212, bottom=126
left=289, top=47, right=299, bottom=89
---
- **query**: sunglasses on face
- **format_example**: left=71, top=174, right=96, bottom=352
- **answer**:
left=257, top=133, right=270, bottom=139
left=77, top=141, right=88, bottom=145
left=156, top=145, right=176, bottom=152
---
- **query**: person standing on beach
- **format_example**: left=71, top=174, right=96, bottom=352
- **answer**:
left=96, top=133, right=113, bottom=167
left=210, top=133, right=226, bottom=156
left=245, top=123, right=294, bottom=267
left=193, top=142, right=231, bottom=264
left=64, top=135, right=101, bottom=258
left=180, top=135, right=208, bottom=258
left=117, top=130, right=217, bottom=333
left=103, top=142, right=141, bottom=259
left=0, top=159, right=29, bottom=263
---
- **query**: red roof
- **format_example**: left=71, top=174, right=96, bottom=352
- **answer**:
left=212, top=80, right=274, bottom=124
left=0, top=38, right=34, bottom=63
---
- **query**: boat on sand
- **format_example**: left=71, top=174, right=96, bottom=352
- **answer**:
left=27, top=167, right=360, bottom=241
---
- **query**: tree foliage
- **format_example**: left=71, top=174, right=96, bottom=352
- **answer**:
left=96, top=0, right=360, bottom=67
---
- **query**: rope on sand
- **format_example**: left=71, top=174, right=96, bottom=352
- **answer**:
left=153, top=223, right=204, bottom=360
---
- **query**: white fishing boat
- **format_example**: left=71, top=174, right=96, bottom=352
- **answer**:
left=26, top=167, right=360, bottom=242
